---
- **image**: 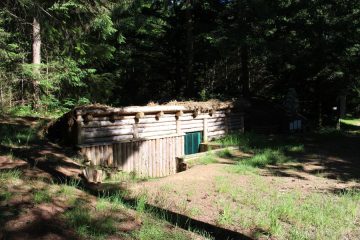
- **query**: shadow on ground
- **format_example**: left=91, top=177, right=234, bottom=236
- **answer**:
left=0, top=117, right=253, bottom=240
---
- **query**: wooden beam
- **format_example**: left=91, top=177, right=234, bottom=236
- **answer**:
left=176, top=116, right=182, bottom=134
left=76, top=105, right=187, bottom=115
left=135, top=112, right=145, bottom=119
left=175, top=110, right=183, bottom=119
left=192, top=110, right=200, bottom=118
left=155, top=111, right=164, bottom=120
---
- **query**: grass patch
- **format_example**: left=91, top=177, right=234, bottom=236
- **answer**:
left=229, top=148, right=294, bottom=175
left=0, top=190, right=13, bottom=202
left=187, top=152, right=217, bottom=166
left=216, top=148, right=233, bottom=158
left=214, top=176, right=360, bottom=239
left=33, top=189, right=52, bottom=204
left=64, top=205, right=116, bottom=239
left=97, top=191, right=127, bottom=210
left=136, top=218, right=188, bottom=240
left=0, top=124, right=37, bottom=147
left=216, top=132, right=304, bottom=153
left=103, top=171, right=148, bottom=183
left=0, top=169, right=22, bottom=183
left=340, top=118, right=360, bottom=126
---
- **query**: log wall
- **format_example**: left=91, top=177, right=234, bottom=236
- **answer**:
left=76, top=109, right=244, bottom=177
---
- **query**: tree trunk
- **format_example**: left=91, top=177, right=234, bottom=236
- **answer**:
left=185, top=0, right=194, bottom=97
left=32, top=17, right=41, bottom=107
left=339, top=95, right=346, bottom=118
left=241, top=45, right=250, bottom=97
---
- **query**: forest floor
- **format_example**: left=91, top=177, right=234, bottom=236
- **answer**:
left=1, top=116, right=360, bottom=240
left=0, top=116, right=202, bottom=240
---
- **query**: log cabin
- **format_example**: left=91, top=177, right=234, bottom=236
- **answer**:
left=48, top=100, right=246, bottom=177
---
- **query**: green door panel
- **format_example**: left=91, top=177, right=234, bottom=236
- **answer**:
left=184, top=132, right=202, bottom=155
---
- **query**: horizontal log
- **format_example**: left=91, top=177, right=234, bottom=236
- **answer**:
left=84, top=128, right=134, bottom=139
left=139, top=130, right=176, bottom=138
left=207, top=121, right=227, bottom=127
left=76, top=105, right=187, bottom=115
left=181, top=119, right=204, bottom=124
left=208, top=125, right=226, bottom=132
left=208, top=130, right=226, bottom=136
left=84, top=113, right=176, bottom=122
left=84, top=124, right=178, bottom=138
left=81, top=116, right=177, bottom=128
left=180, top=112, right=226, bottom=120
left=141, top=124, right=177, bottom=133
left=84, top=121, right=176, bottom=132
left=182, top=127, right=204, bottom=133
left=181, top=122, right=204, bottom=130
left=83, top=135, right=134, bottom=144
left=84, top=125, right=133, bottom=133
left=207, top=117, right=226, bottom=123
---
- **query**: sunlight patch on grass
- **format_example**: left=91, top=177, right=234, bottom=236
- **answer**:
left=97, top=191, right=127, bottom=210
left=33, top=189, right=52, bottom=204
left=228, top=148, right=294, bottom=175
left=216, top=148, right=233, bottom=158
left=187, top=152, right=217, bottom=166
left=214, top=176, right=360, bottom=239
left=0, top=169, right=22, bottom=183
left=136, top=218, right=188, bottom=240
left=340, top=118, right=360, bottom=126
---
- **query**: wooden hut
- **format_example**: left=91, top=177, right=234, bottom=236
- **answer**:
left=49, top=100, right=245, bottom=177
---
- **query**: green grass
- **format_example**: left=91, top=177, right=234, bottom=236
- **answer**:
left=216, top=148, right=233, bottom=158
left=64, top=205, right=117, bottom=240
left=0, top=191, right=13, bottom=202
left=213, top=133, right=304, bottom=174
left=97, top=191, right=127, bottom=210
left=8, top=104, right=67, bottom=118
left=228, top=148, right=294, bottom=175
left=0, top=124, right=37, bottom=147
left=187, top=152, right=217, bottom=166
left=216, top=132, right=305, bottom=153
left=340, top=118, right=360, bottom=126
left=103, top=171, right=149, bottom=183
left=0, top=169, right=22, bottom=183
left=33, top=189, right=52, bottom=204
left=136, top=218, right=188, bottom=240
left=214, top=176, right=360, bottom=239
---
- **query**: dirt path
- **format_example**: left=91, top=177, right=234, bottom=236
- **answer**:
left=130, top=136, right=360, bottom=238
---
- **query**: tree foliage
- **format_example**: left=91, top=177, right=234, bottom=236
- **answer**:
left=0, top=0, right=359, bottom=122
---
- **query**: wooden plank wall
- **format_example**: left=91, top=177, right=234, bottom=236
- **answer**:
left=80, top=135, right=184, bottom=177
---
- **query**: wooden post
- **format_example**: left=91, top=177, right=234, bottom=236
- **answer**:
left=156, top=111, right=164, bottom=120
left=135, top=112, right=145, bottom=119
left=203, top=117, right=208, bottom=142
left=76, top=114, right=84, bottom=145
left=176, top=116, right=182, bottom=134
left=133, top=123, right=139, bottom=138
left=192, top=110, right=200, bottom=118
